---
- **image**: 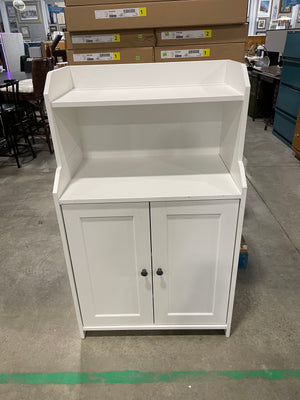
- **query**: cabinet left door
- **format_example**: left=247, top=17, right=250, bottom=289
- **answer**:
left=62, top=203, right=153, bottom=328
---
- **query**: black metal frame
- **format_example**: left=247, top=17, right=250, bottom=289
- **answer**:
left=0, top=80, right=36, bottom=168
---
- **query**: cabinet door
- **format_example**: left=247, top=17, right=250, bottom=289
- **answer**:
left=151, top=200, right=239, bottom=326
left=62, top=203, right=153, bottom=327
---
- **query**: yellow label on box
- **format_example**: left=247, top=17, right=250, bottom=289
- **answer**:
left=204, top=30, right=212, bottom=38
left=139, top=7, right=147, bottom=16
left=203, top=49, right=210, bottom=57
left=113, top=34, right=120, bottom=42
left=113, top=52, right=120, bottom=60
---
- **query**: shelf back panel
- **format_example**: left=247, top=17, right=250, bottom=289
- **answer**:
left=69, top=60, right=230, bottom=91
left=76, top=103, right=223, bottom=157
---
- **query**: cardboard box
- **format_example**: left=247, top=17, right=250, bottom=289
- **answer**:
left=65, top=29, right=155, bottom=49
left=67, top=46, right=154, bottom=64
left=155, top=42, right=245, bottom=63
left=66, top=0, right=164, bottom=4
left=156, top=24, right=248, bottom=46
left=65, top=0, right=248, bottom=31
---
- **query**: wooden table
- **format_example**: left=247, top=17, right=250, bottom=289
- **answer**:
left=248, top=66, right=281, bottom=128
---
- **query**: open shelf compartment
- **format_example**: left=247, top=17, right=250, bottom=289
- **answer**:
left=47, top=60, right=248, bottom=108
left=44, top=61, right=249, bottom=203
left=59, top=153, right=241, bottom=204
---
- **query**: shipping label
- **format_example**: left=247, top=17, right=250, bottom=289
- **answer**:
left=95, top=7, right=146, bottom=19
left=73, top=52, right=120, bottom=62
left=72, top=34, right=120, bottom=44
left=161, top=30, right=212, bottom=40
left=161, top=49, right=210, bottom=59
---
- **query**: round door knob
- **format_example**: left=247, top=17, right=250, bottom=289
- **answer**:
left=156, top=268, right=163, bottom=276
left=141, top=269, right=148, bottom=277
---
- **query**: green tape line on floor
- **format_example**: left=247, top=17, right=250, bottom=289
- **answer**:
left=0, top=370, right=299, bottom=384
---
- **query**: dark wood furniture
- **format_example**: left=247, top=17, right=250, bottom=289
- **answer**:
left=0, top=80, right=36, bottom=167
left=248, top=66, right=281, bottom=128
left=19, top=58, right=55, bottom=153
left=292, top=106, right=300, bottom=160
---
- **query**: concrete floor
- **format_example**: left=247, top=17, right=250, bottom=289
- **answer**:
left=0, top=120, right=299, bottom=399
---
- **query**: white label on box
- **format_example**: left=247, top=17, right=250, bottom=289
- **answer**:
left=161, top=30, right=212, bottom=40
left=73, top=52, right=115, bottom=62
left=95, top=8, right=141, bottom=19
left=162, top=30, right=204, bottom=40
left=72, top=34, right=115, bottom=44
left=161, top=49, right=209, bottom=59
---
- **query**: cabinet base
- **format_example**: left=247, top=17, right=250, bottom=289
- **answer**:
left=82, top=324, right=229, bottom=338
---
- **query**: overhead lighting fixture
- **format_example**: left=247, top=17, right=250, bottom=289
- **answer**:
left=13, top=0, right=26, bottom=11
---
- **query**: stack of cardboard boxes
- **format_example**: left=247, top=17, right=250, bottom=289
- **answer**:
left=64, top=0, right=248, bottom=65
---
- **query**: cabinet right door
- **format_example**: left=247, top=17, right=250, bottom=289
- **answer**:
left=150, top=200, right=239, bottom=326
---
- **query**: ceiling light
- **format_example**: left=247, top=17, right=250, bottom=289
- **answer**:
left=13, top=0, right=26, bottom=11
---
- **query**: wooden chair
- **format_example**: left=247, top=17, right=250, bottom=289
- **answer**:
left=0, top=80, right=36, bottom=167
left=19, top=57, right=55, bottom=153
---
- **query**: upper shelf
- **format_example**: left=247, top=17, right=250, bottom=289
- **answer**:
left=45, top=61, right=249, bottom=109
left=52, top=83, right=244, bottom=108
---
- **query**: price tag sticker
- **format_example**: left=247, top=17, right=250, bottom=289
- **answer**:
left=113, top=52, right=120, bottom=60
left=204, top=30, right=212, bottom=38
left=113, top=34, right=120, bottom=42
left=139, top=7, right=147, bottom=16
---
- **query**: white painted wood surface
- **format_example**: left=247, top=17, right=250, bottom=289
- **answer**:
left=52, top=84, right=243, bottom=108
left=68, top=61, right=229, bottom=90
left=76, top=102, right=223, bottom=156
left=62, top=203, right=153, bottom=327
left=60, top=154, right=241, bottom=204
left=151, top=200, right=239, bottom=325
left=225, top=186, right=247, bottom=337
left=44, top=61, right=250, bottom=336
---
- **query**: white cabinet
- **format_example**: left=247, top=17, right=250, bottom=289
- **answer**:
left=44, top=61, right=250, bottom=337
left=63, top=200, right=239, bottom=329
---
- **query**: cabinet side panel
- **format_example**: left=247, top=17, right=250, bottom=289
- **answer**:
left=44, top=67, right=74, bottom=168
left=51, top=109, right=83, bottom=198
left=220, top=64, right=250, bottom=189
left=224, top=61, right=249, bottom=94
left=221, top=62, right=249, bottom=190
left=226, top=189, right=246, bottom=337
left=53, top=195, right=85, bottom=338
left=44, top=68, right=82, bottom=198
